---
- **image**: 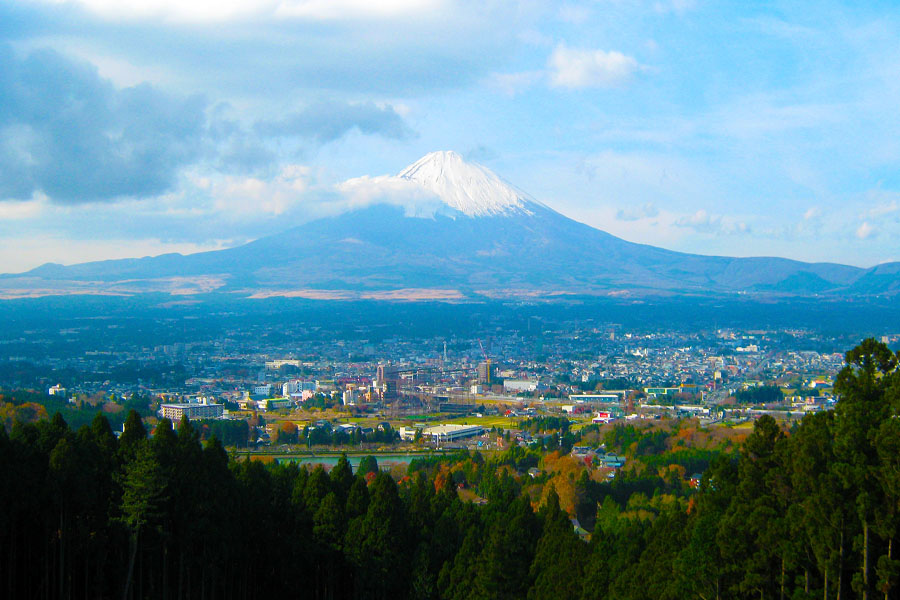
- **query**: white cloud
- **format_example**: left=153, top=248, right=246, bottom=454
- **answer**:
left=276, top=0, right=444, bottom=20
left=206, top=164, right=313, bottom=217
left=0, top=193, right=47, bottom=220
left=36, top=0, right=271, bottom=22
left=866, top=199, right=899, bottom=219
left=547, top=44, right=642, bottom=89
left=34, top=0, right=443, bottom=22
left=38, top=44, right=177, bottom=89
left=803, top=207, right=821, bottom=220
left=674, top=209, right=749, bottom=235
left=856, top=221, right=875, bottom=239
left=336, top=175, right=444, bottom=217
left=676, top=209, right=714, bottom=229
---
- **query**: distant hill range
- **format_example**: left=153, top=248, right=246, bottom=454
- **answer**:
left=3, top=151, right=899, bottom=300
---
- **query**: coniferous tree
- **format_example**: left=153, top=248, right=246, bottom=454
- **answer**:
left=834, top=339, right=899, bottom=600
left=473, top=494, right=540, bottom=599
left=345, top=472, right=411, bottom=600
left=118, top=409, right=146, bottom=463
left=331, top=453, right=355, bottom=504
left=120, top=439, right=167, bottom=600
left=529, top=488, right=585, bottom=600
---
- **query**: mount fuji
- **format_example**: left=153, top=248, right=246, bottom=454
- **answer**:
left=2, top=151, right=898, bottom=300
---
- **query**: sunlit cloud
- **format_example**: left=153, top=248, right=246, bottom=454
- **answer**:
left=547, top=44, right=644, bottom=89
left=31, top=0, right=445, bottom=22
left=336, top=175, right=446, bottom=218
left=856, top=221, right=875, bottom=239
left=206, top=165, right=314, bottom=217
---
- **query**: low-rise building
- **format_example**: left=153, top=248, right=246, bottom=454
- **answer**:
left=257, top=397, right=292, bottom=411
left=283, top=380, right=317, bottom=396
left=266, top=359, right=301, bottom=370
left=252, top=384, right=272, bottom=397
left=503, top=379, right=540, bottom=393
left=399, top=426, right=419, bottom=441
left=422, top=424, right=484, bottom=443
left=160, top=402, right=224, bottom=421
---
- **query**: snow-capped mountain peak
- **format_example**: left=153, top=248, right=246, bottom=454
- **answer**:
left=398, top=151, right=542, bottom=217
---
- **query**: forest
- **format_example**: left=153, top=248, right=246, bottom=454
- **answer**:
left=1, top=338, right=899, bottom=600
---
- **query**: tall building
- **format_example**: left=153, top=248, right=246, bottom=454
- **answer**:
left=477, top=360, right=493, bottom=384
left=376, top=365, right=398, bottom=399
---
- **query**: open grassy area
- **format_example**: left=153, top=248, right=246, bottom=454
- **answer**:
left=442, top=414, right=516, bottom=428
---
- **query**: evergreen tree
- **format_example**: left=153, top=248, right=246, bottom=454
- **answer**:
left=118, top=409, right=146, bottom=463
left=834, top=339, right=899, bottom=600
left=120, top=440, right=168, bottom=600
left=331, top=453, right=355, bottom=503
left=716, top=415, right=785, bottom=598
left=358, top=455, right=379, bottom=475
left=473, top=495, right=540, bottom=599
left=345, top=475, right=370, bottom=520
left=345, top=472, right=411, bottom=600
left=529, top=488, right=585, bottom=600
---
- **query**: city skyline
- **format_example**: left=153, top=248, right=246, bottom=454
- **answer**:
left=2, top=1, right=900, bottom=273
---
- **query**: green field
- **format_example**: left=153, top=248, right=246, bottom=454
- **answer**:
left=441, top=414, right=515, bottom=428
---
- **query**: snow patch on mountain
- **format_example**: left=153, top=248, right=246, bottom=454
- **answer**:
left=398, top=151, right=542, bottom=217
left=336, top=150, right=546, bottom=219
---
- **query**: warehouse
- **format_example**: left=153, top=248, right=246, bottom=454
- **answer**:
left=422, top=424, right=484, bottom=443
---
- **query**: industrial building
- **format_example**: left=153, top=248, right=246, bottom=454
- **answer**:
left=422, top=424, right=484, bottom=443
left=503, top=379, right=540, bottom=393
left=569, top=393, right=623, bottom=403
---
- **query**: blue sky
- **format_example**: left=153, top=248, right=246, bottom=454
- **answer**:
left=1, top=0, right=899, bottom=272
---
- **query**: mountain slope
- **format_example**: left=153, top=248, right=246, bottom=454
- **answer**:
left=1, top=151, right=896, bottom=299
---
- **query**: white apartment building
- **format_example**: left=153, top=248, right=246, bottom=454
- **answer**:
left=160, top=402, right=224, bottom=421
